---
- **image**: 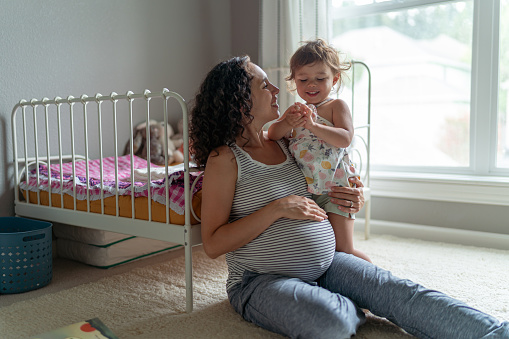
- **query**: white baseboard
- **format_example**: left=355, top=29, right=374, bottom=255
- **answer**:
left=355, top=218, right=509, bottom=251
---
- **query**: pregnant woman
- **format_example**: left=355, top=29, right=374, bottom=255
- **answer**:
left=189, top=55, right=509, bottom=339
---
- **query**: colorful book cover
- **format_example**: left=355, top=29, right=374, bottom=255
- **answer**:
left=31, top=317, right=119, bottom=339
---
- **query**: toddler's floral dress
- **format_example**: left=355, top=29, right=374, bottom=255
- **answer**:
left=287, top=104, right=358, bottom=195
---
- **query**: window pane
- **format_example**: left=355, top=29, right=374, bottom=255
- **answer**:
left=497, top=0, right=509, bottom=168
left=332, top=1, right=473, bottom=169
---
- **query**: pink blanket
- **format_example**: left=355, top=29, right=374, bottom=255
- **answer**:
left=20, top=155, right=202, bottom=215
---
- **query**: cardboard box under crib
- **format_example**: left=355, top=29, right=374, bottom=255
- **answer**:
left=0, top=216, right=53, bottom=294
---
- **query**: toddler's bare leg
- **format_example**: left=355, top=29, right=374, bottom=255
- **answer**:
left=329, top=213, right=372, bottom=263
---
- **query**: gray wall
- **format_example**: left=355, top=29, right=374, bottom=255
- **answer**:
left=231, top=0, right=260, bottom=63
left=363, top=197, right=509, bottom=235
left=0, top=0, right=234, bottom=217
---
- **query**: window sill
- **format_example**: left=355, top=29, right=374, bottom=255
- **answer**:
left=371, top=171, right=509, bottom=206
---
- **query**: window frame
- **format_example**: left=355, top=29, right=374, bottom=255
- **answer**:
left=334, top=0, right=505, bottom=177
left=470, top=0, right=501, bottom=176
left=332, top=0, right=509, bottom=205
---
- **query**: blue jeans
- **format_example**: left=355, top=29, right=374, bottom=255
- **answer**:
left=228, top=252, right=509, bottom=339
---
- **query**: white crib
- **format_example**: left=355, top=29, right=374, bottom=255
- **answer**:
left=11, top=89, right=202, bottom=313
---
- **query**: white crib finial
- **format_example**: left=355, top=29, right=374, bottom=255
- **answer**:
left=67, top=95, right=75, bottom=106
left=80, top=94, right=89, bottom=105
left=110, top=92, right=118, bottom=102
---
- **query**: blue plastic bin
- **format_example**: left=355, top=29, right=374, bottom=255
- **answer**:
left=0, top=217, right=52, bottom=294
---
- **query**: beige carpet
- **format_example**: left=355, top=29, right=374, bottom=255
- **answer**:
left=1, top=232, right=508, bottom=339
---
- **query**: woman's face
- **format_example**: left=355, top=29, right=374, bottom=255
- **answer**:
left=248, top=63, right=280, bottom=123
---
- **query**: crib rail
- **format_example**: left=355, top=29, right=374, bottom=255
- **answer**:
left=11, top=88, right=199, bottom=312
left=11, top=89, right=191, bottom=224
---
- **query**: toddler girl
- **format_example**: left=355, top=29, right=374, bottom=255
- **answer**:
left=268, top=39, right=371, bottom=262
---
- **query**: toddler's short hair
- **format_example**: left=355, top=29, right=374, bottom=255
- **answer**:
left=286, top=39, right=351, bottom=92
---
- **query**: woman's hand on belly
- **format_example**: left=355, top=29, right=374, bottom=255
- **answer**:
left=275, top=195, right=328, bottom=222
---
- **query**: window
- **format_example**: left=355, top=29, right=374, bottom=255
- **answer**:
left=330, top=0, right=508, bottom=177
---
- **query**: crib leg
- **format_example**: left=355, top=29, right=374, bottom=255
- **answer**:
left=364, top=199, right=371, bottom=240
left=185, top=230, right=193, bottom=313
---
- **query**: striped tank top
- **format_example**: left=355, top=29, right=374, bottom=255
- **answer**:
left=225, top=140, right=336, bottom=292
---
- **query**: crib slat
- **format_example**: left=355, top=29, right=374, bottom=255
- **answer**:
left=31, top=102, right=41, bottom=205
left=82, top=95, right=91, bottom=213
left=163, top=95, right=170, bottom=224
left=22, top=105, right=29, bottom=204
left=97, top=98, right=105, bottom=215
left=112, top=94, right=120, bottom=218
left=145, top=90, right=152, bottom=222
left=127, top=92, right=135, bottom=220
left=43, top=99, right=52, bottom=208
left=56, top=100, right=65, bottom=209
left=69, top=98, right=77, bottom=211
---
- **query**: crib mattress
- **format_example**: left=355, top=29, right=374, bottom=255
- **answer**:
left=22, top=190, right=201, bottom=224
left=20, top=155, right=202, bottom=224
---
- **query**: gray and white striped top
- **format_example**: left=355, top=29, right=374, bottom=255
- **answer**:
left=225, top=140, right=336, bottom=292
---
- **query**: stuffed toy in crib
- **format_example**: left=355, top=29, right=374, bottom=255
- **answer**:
left=123, top=120, right=184, bottom=165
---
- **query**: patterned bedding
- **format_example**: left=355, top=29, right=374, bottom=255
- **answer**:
left=19, top=155, right=202, bottom=216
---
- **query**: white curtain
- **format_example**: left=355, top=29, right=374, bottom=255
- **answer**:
left=260, top=0, right=331, bottom=119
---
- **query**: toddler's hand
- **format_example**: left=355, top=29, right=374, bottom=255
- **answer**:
left=305, top=104, right=318, bottom=122
left=293, top=102, right=317, bottom=130
left=282, top=104, right=306, bottom=128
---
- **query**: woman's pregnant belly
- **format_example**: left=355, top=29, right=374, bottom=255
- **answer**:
left=231, top=218, right=336, bottom=282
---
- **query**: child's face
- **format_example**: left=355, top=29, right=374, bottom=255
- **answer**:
left=294, top=61, right=339, bottom=105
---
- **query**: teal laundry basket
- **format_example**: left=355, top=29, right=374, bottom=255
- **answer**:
left=0, top=217, right=52, bottom=294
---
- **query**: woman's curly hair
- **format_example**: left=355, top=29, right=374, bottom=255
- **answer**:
left=189, top=56, right=253, bottom=168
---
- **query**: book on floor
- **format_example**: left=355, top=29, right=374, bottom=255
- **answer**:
left=30, top=317, right=119, bottom=339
